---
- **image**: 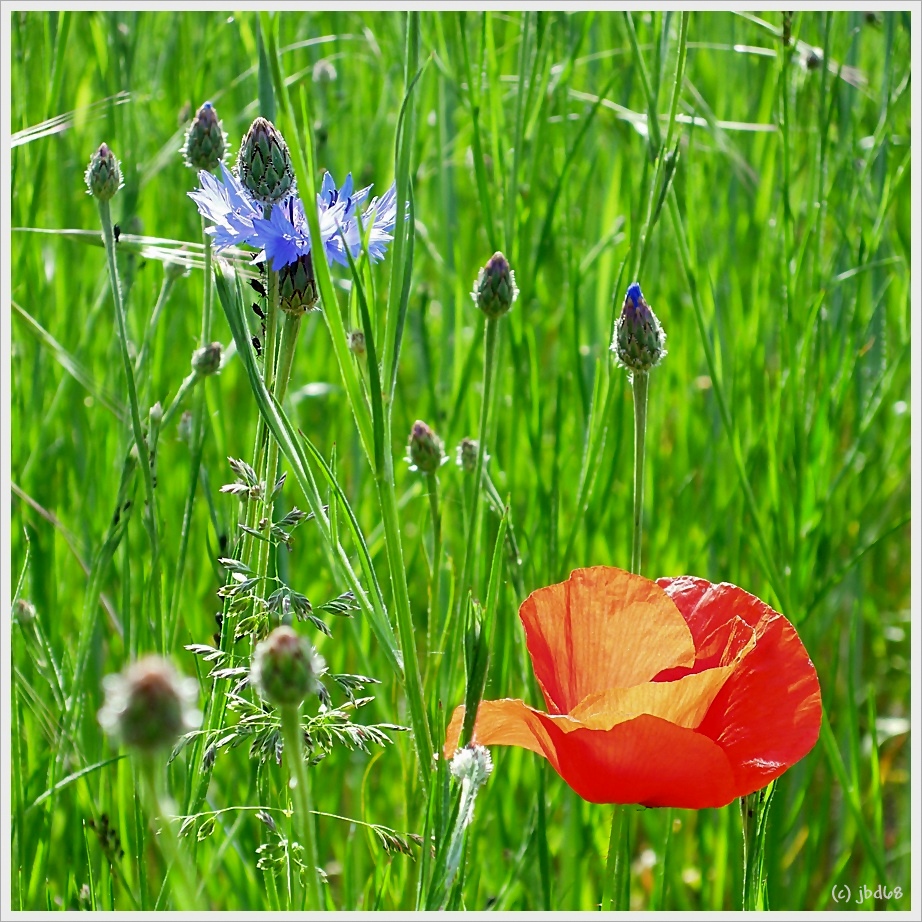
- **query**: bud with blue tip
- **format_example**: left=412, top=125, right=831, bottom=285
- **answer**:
left=611, top=282, right=667, bottom=373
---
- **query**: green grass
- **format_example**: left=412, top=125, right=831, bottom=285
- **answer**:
left=8, top=9, right=912, bottom=912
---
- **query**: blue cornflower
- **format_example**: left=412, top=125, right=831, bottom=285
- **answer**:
left=188, top=162, right=262, bottom=250
left=189, top=165, right=399, bottom=271
left=251, top=171, right=398, bottom=270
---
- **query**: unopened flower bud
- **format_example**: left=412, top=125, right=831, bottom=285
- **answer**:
left=407, top=420, right=446, bottom=474
left=182, top=101, right=228, bottom=172
left=178, top=410, right=194, bottom=443
left=278, top=254, right=318, bottom=315
left=164, top=257, right=189, bottom=282
left=98, top=655, right=201, bottom=753
left=450, top=743, right=494, bottom=789
left=611, top=282, right=667, bottom=373
left=236, top=117, right=295, bottom=205
left=455, top=437, right=483, bottom=473
left=149, top=401, right=163, bottom=426
left=192, top=341, right=223, bottom=376
left=13, top=598, right=36, bottom=625
left=85, top=143, right=123, bottom=201
left=348, top=329, right=366, bottom=357
left=250, top=626, right=326, bottom=708
left=472, top=252, right=518, bottom=318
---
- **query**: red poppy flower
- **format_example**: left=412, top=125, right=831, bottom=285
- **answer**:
left=444, top=566, right=821, bottom=809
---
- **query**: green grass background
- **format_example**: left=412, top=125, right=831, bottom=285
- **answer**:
left=8, top=9, right=912, bottom=911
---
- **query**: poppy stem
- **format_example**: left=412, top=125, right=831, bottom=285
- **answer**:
left=630, top=371, right=650, bottom=575
left=601, top=802, right=632, bottom=910
left=740, top=781, right=776, bottom=910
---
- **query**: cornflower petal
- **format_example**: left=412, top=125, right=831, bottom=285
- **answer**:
left=187, top=162, right=261, bottom=250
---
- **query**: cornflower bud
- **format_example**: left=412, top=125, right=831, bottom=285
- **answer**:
left=472, top=251, right=518, bottom=318
left=182, top=101, right=228, bottom=172
left=13, top=598, right=36, bottom=625
left=250, top=626, right=327, bottom=708
left=611, top=282, right=667, bottom=373
left=455, top=437, right=483, bottom=473
left=347, top=329, right=366, bottom=357
left=278, top=254, right=319, bottom=315
left=192, top=341, right=223, bottom=377
left=98, top=655, right=202, bottom=753
left=407, top=420, right=446, bottom=474
left=85, top=143, right=123, bottom=201
left=236, top=117, right=295, bottom=205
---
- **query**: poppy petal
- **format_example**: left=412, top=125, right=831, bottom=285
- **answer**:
left=570, top=624, right=755, bottom=730
left=445, top=700, right=739, bottom=808
left=658, top=577, right=822, bottom=794
left=521, top=566, right=696, bottom=713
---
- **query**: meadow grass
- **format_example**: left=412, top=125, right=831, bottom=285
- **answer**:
left=8, top=9, right=912, bottom=912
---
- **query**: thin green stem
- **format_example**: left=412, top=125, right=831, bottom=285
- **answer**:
left=630, top=371, right=649, bottom=576
left=96, top=198, right=163, bottom=649
left=279, top=704, right=322, bottom=911
left=167, top=229, right=215, bottom=648
left=376, top=452, right=434, bottom=795
left=139, top=760, right=204, bottom=911
left=458, top=315, right=499, bottom=609
left=601, top=802, right=632, bottom=911
left=425, top=470, right=442, bottom=680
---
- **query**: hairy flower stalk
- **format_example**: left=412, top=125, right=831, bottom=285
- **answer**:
left=458, top=253, right=518, bottom=616
left=251, top=628, right=327, bottom=910
left=99, top=656, right=204, bottom=910
left=432, top=745, right=494, bottom=909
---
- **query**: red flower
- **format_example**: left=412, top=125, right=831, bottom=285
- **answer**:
left=444, top=566, right=821, bottom=809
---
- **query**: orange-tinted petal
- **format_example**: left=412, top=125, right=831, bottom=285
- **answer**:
left=521, top=566, right=695, bottom=713
left=445, top=700, right=739, bottom=808
left=658, top=577, right=822, bottom=795
left=570, top=625, right=755, bottom=730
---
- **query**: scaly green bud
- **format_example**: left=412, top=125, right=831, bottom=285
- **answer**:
left=347, top=329, right=366, bottom=357
left=407, top=420, right=446, bottom=474
left=278, top=254, right=318, bottom=315
left=250, top=626, right=327, bottom=708
left=192, top=341, right=223, bottom=376
left=455, top=437, right=483, bottom=473
left=182, top=101, right=228, bottom=172
left=611, top=282, right=667, bottom=373
left=472, top=251, right=518, bottom=318
left=85, top=143, right=123, bottom=201
left=98, top=655, right=201, bottom=753
left=236, top=117, right=295, bottom=205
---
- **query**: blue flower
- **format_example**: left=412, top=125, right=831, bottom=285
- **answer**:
left=189, top=165, right=400, bottom=271
left=252, top=172, right=399, bottom=270
left=187, top=162, right=262, bottom=250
